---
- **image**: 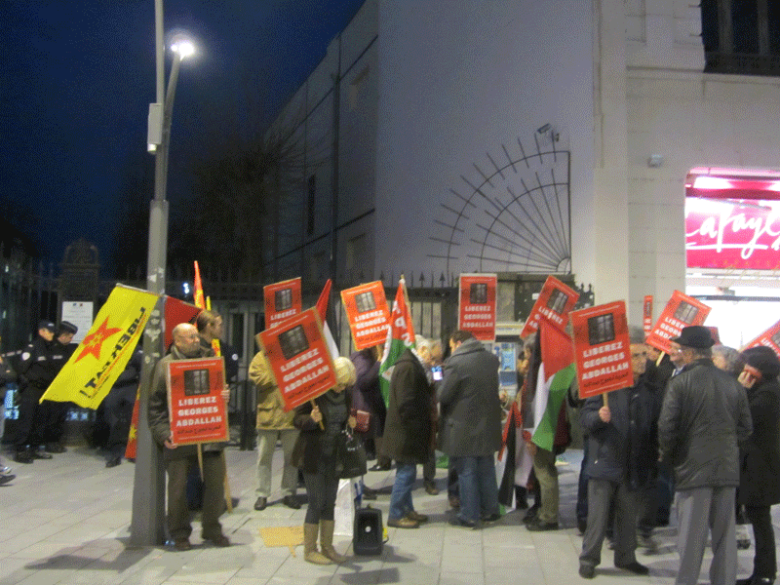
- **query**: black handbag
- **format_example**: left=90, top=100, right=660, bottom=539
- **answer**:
left=338, top=427, right=367, bottom=478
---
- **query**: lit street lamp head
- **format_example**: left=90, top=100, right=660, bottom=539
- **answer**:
left=171, top=37, right=195, bottom=59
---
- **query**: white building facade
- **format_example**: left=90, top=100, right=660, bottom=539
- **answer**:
left=264, top=0, right=780, bottom=341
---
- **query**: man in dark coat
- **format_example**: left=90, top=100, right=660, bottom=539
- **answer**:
left=148, top=323, right=231, bottom=551
left=13, top=320, right=57, bottom=464
left=658, top=326, right=752, bottom=585
left=383, top=339, right=433, bottom=529
left=40, top=321, right=79, bottom=453
left=578, top=326, right=657, bottom=579
left=439, top=330, right=502, bottom=528
left=736, top=346, right=780, bottom=585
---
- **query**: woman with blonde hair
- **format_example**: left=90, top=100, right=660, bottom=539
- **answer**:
left=291, top=357, right=357, bottom=564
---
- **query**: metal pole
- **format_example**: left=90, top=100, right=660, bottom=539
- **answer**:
left=130, top=0, right=180, bottom=546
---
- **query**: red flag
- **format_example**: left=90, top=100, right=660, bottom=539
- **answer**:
left=193, top=261, right=205, bottom=310
left=316, top=279, right=332, bottom=322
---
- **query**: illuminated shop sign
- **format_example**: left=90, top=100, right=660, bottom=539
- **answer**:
left=685, top=168, right=780, bottom=271
left=686, top=198, right=780, bottom=270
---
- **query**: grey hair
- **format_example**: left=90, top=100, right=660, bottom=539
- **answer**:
left=712, top=345, right=743, bottom=376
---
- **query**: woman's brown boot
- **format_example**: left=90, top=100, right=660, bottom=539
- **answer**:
left=303, top=523, right=332, bottom=564
left=320, top=520, right=347, bottom=563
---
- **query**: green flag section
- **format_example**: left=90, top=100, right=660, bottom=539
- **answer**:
left=531, top=319, right=576, bottom=451
left=378, top=278, right=415, bottom=406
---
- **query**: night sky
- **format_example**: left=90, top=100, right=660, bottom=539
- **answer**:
left=1, top=0, right=365, bottom=269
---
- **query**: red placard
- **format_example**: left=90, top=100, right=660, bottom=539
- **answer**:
left=686, top=198, right=780, bottom=271
left=520, top=276, right=579, bottom=338
left=166, top=357, right=229, bottom=446
left=458, top=273, right=497, bottom=341
left=743, top=318, right=780, bottom=358
left=340, top=281, right=391, bottom=349
left=642, top=295, right=653, bottom=335
left=645, top=291, right=711, bottom=354
left=258, top=308, right=337, bottom=411
left=570, top=301, right=633, bottom=398
left=264, top=278, right=302, bottom=330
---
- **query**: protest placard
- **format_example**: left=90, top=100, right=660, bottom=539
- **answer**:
left=258, top=308, right=338, bottom=411
left=520, top=276, right=579, bottom=338
left=458, top=273, right=497, bottom=341
left=570, top=301, right=633, bottom=398
left=340, top=281, right=390, bottom=350
left=743, top=318, right=780, bottom=358
left=645, top=291, right=711, bottom=354
left=264, top=278, right=302, bottom=330
left=166, top=357, right=229, bottom=446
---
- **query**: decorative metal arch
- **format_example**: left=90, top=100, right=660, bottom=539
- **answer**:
left=430, top=133, right=571, bottom=275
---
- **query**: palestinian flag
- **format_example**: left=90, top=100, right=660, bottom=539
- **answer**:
left=378, top=278, right=415, bottom=406
left=531, top=319, right=576, bottom=451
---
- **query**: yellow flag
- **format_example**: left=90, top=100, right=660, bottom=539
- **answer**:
left=40, top=284, right=159, bottom=408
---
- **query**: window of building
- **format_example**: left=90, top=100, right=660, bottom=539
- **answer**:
left=307, top=174, right=316, bottom=236
left=349, top=66, right=370, bottom=111
left=701, top=0, right=780, bottom=76
left=346, top=233, right=365, bottom=271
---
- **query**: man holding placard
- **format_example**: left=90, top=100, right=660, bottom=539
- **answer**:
left=148, top=323, right=231, bottom=551
left=578, top=326, right=658, bottom=579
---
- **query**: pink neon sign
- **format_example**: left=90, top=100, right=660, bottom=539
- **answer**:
left=685, top=198, right=780, bottom=270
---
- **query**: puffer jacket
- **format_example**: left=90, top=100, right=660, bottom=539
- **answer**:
left=248, top=351, right=295, bottom=430
left=580, top=374, right=659, bottom=490
left=658, top=359, right=752, bottom=490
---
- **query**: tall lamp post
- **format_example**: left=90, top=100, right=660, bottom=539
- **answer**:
left=130, top=2, right=195, bottom=545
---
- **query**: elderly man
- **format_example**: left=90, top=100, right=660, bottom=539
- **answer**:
left=578, top=326, right=658, bottom=579
left=148, top=323, right=231, bottom=551
left=659, top=326, right=752, bottom=585
left=440, top=330, right=502, bottom=528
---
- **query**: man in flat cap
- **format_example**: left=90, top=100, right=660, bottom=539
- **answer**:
left=658, top=326, right=752, bottom=585
left=12, top=320, right=57, bottom=463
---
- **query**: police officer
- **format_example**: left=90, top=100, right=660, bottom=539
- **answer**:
left=40, top=321, right=79, bottom=453
left=13, top=320, right=57, bottom=464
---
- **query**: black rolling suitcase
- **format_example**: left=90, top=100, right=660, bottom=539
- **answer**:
left=353, top=505, right=383, bottom=555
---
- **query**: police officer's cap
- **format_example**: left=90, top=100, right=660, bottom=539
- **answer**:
left=57, top=321, right=78, bottom=335
left=38, top=320, right=56, bottom=333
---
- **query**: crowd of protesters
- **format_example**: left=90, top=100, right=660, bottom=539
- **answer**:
left=2, top=312, right=779, bottom=585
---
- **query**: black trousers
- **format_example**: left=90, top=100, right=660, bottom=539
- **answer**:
left=302, top=454, right=339, bottom=524
left=746, top=505, right=777, bottom=579
left=13, top=387, right=46, bottom=451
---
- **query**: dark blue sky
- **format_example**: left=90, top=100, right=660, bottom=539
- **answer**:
left=1, top=0, right=365, bottom=267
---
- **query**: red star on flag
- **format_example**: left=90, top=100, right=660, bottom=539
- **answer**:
left=75, top=317, right=123, bottom=363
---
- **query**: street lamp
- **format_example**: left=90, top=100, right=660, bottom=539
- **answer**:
left=130, top=7, right=196, bottom=545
